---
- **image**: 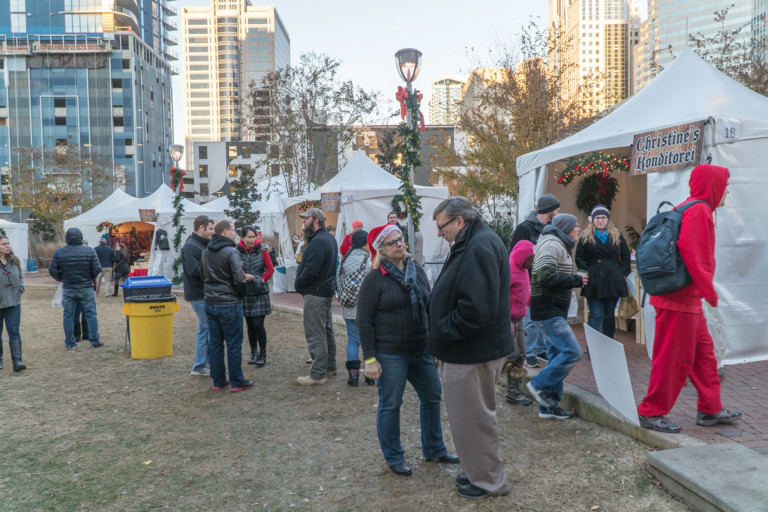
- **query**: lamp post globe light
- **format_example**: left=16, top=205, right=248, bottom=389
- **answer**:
left=394, top=48, right=422, bottom=252
left=169, top=144, right=184, bottom=165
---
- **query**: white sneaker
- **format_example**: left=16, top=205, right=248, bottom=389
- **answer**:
left=190, top=367, right=211, bottom=376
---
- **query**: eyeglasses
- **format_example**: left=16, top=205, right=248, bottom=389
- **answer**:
left=592, top=216, right=608, bottom=221
left=436, top=217, right=458, bottom=231
left=382, top=236, right=405, bottom=248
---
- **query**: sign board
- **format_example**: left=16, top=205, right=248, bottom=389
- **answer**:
left=139, top=209, right=157, bottom=222
left=630, top=120, right=705, bottom=176
left=320, top=192, right=341, bottom=213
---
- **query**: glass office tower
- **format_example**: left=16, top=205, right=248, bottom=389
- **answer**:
left=0, top=0, right=178, bottom=210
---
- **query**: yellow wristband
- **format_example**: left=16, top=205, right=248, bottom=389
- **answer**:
left=365, top=357, right=377, bottom=365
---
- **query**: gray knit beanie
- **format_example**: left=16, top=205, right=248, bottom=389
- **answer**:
left=537, top=193, right=561, bottom=214
left=552, top=213, right=578, bottom=234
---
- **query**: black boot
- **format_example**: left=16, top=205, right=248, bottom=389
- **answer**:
left=364, top=376, right=375, bottom=386
left=73, top=322, right=82, bottom=342
left=9, top=339, right=25, bottom=372
left=506, top=378, right=532, bottom=405
left=248, top=339, right=258, bottom=364
left=0, top=341, right=3, bottom=369
left=254, top=348, right=266, bottom=367
left=346, top=360, right=360, bottom=387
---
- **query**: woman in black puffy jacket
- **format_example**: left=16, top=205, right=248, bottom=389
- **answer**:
left=112, top=242, right=131, bottom=297
left=236, top=226, right=274, bottom=366
left=575, top=205, right=631, bottom=339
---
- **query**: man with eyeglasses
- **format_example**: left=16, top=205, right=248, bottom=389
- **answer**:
left=428, top=196, right=514, bottom=499
left=200, top=219, right=252, bottom=392
left=294, top=208, right=339, bottom=385
left=182, top=215, right=214, bottom=377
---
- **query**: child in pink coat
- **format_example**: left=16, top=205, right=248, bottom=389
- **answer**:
left=504, top=240, right=535, bottom=405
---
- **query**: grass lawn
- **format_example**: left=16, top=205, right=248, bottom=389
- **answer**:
left=0, top=288, right=689, bottom=511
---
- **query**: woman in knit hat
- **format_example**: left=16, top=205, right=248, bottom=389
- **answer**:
left=575, top=205, right=631, bottom=339
left=356, top=224, right=458, bottom=476
left=337, top=229, right=371, bottom=386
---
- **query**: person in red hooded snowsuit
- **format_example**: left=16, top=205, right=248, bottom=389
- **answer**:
left=637, top=163, right=741, bottom=433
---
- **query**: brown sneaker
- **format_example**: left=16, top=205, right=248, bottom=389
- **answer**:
left=297, top=375, right=327, bottom=386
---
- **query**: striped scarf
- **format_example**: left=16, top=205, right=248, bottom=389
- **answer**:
left=381, top=257, right=426, bottom=324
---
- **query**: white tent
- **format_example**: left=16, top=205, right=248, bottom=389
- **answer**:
left=203, top=177, right=287, bottom=236
left=62, top=188, right=139, bottom=247
left=0, top=219, right=29, bottom=272
left=516, top=48, right=768, bottom=364
left=280, top=150, right=450, bottom=268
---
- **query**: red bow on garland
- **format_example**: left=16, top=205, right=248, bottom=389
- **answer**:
left=396, top=86, right=408, bottom=120
left=169, top=166, right=187, bottom=193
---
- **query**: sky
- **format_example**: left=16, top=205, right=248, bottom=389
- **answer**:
left=171, top=0, right=549, bottom=145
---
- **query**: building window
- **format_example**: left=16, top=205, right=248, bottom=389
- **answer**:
left=200, top=183, right=209, bottom=196
left=199, top=164, right=208, bottom=177
left=198, top=145, right=208, bottom=159
left=55, top=116, right=67, bottom=126
left=228, top=146, right=238, bottom=158
left=54, top=98, right=66, bottom=108
left=229, top=165, right=239, bottom=177
left=114, top=117, right=124, bottom=127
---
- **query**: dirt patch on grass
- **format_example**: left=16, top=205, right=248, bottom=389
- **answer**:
left=0, top=288, right=689, bottom=511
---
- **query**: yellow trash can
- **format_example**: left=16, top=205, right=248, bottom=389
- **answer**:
left=122, top=297, right=180, bottom=359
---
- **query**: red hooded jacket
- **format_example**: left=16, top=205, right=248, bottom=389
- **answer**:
left=509, top=240, right=535, bottom=319
left=649, top=163, right=729, bottom=313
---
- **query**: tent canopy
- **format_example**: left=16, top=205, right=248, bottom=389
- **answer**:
left=0, top=219, right=29, bottom=271
left=203, top=177, right=286, bottom=235
left=280, top=151, right=450, bottom=268
left=516, top=48, right=768, bottom=178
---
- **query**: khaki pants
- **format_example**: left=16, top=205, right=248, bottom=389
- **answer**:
left=96, top=267, right=113, bottom=297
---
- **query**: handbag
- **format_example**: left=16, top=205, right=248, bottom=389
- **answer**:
left=338, top=258, right=368, bottom=308
left=617, top=278, right=639, bottom=319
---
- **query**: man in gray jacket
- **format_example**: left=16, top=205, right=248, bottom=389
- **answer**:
left=200, top=219, right=252, bottom=392
left=49, top=228, right=103, bottom=349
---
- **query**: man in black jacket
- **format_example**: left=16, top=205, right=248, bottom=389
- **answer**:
left=200, top=219, right=252, bottom=392
left=94, top=235, right=114, bottom=298
left=294, top=208, right=338, bottom=385
left=181, top=215, right=214, bottom=377
left=49, top=228, right=104, bottom=349
left=510, top=193, right=560, bottom=368
left=428, top=197, right=513, bottom=500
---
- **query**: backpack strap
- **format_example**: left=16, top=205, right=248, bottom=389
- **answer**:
left=674, top=199, right=706, bottom=214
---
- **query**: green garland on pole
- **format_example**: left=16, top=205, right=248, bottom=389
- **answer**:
left=391, top=89, right=423, bottom=248
left=169, top=166, right=186, bottom=284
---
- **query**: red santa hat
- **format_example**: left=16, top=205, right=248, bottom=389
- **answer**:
left=367, top=224, right=402, bottom=256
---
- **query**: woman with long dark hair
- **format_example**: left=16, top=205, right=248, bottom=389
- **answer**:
left=357, top=225, right=457, bottom=476
left=237, top=226, right=274, bottom=366
left=0, top=235, right=26, bottom=371
left=575, top=205, right=631, bottom=339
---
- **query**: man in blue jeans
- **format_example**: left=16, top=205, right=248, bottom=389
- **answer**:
left=200, top=219, right=252, bottom=392
left=181, top=215, right=214, bottom=377
left=526, top=214, right=586, bottom=419
left=49, top=228, right=104, bottom=349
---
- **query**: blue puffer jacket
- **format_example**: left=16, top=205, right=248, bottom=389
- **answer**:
left=49, top=228, right=102, bottom=289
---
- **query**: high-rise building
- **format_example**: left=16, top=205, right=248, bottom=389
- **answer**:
left=181, top=2, right=289, bottom=169
left=429, top=77, right=463, bottom=125
left=0, top=0, right=178, bottom=208
left=549, top=0, right=641, bottom=115
left=634, top=0, right=752, bottom=93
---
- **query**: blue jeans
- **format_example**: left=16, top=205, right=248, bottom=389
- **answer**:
left=524, top=307, right=546, bottom=357
left=376, top=351, right=448, bottom=465
left=587, top=297, right=618, bottom=339
left=0, top=304, right=21, bottom=342
left=529, top=316, right=582, bottom=410
left=205, top=303, right=245, bottom=388
left=344, top=319, right=360, bottom=362
left=62, top=288, right=99, bottom=347
left=189, top=300, right=209, bottom=371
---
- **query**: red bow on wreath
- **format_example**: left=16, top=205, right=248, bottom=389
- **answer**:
left=169, top=166, right=187, bottom=193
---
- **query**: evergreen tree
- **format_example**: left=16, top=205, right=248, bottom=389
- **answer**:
left=225, top=164, right=262, bottom=228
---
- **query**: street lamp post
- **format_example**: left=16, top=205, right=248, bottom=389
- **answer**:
left=394, top=48, right=422, bottom=251
left=168, top=144, right=183, bottom=190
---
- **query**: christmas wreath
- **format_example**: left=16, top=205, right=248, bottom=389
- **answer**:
left=96, top=221, right=117, bottom=233
left=298, top=199, right=322, bottom=212
left=556, top=151, right=629, bottom=214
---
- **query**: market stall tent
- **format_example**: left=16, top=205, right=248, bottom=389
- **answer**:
left=62, top=188, right=139, bottom=247
left=515, top=48, right=768, bottom=364
left=279, top=151, right=450, bottom=268
left=0, top=219, right=29, bottom=271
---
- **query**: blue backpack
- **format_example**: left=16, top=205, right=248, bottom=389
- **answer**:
left=636, top=200, right=705, bottom=296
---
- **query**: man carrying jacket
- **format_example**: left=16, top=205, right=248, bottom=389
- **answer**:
left=200, top=219, right=252, bottom=392
left=637, top=163, right=741, bottom=433
left=182, top=215, right=214, bottom=377
left=294, top=208, right=339, bottom=385
left=510, top=193, right=560, bottom=368
left=428, top=197, right=513, bottom=499
left=49, top=228, right=104, bottom=349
